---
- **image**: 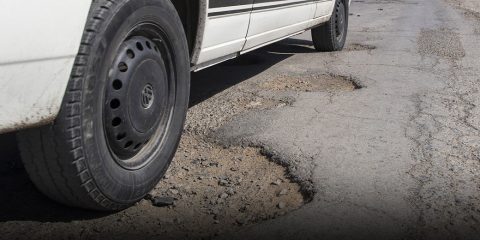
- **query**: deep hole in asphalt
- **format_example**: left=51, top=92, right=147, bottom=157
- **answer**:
left=261, top=72, right=364, bottom=92
left=345, top=42, right=377, bottom=51
left=0, top=38, right=364, bottom=239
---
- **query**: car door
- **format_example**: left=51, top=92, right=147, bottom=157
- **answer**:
left=243, top=0, right=316, bottom=51
left=196, top=0, right=254, bottom=64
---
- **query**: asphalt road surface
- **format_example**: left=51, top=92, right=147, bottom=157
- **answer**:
left=215, top=0, right=480, bottom=239
left=1, top=0, right=480, bottom=239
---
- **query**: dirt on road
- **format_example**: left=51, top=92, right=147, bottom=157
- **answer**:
left=0, top=41, right=363, bottom=240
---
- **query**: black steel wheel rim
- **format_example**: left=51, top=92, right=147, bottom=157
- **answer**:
left=335, top=1, right=346, bottom=42
left=103, top=23, right=176, bottom=170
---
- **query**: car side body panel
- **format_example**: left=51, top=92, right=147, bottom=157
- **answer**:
left=243, top=0, right=316, bottom=50
left=0, top=0, right=348, bottom=133
left=0, top=0, right=91, bottom=133
left=193, top=0, right=338, bottom=67
left=195, top=0, right=254, bottom=63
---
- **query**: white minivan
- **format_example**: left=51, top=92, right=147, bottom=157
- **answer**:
left=0, top=0, right=349, bottom=210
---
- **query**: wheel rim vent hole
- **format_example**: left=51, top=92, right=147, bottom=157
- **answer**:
left=136, top=42, right=144, bottom=51
left=118, top=62, right=128, bottom=72
left=126, top=49, right=135, bottom=59
left=112, top=117, right=122, bottom=127
left=124, top=141, right=133, bottom=148
left=133, top=143, right=142, bottom=150
left=116, top=132, right=126, bottom=141
left=146, top=41, right=152, bottom=49
left=112, top=79, right=123, bottom=90
left=110, top=99, right=120, bottom=109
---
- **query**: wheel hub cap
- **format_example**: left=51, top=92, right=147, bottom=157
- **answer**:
left=104, top=36, right=168, bottom=160
left=141, top=84, right=154, bottom=109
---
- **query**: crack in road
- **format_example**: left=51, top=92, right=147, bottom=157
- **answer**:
left=407, top=23, right=480, bottom=238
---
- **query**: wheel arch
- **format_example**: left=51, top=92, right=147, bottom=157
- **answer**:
left=0, top=0, right=92, bottom=134
left=0, top=0, right=208, bottom=134
left=169, top=0, right=207, bottom=65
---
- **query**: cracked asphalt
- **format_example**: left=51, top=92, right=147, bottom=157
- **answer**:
left=214, top=0, right=480, bottom=239
left=1, top=0, right=480, bottom=239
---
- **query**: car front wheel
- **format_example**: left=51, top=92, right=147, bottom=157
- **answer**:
left=16, top=0, right=190, bottom=211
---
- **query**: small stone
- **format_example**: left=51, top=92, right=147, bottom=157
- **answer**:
left=144, top=193, right=154, bottom=200
left=169, top=189, right=179, bottom=195
left=219, top=193, right=229, bottom=199
left=218, top=179, right=229, bottom=186
left=246, top=101, right=262, bottom=108
left=277, top=202, right=286, bottom=209
left=151, top=196, right=175, bottom=207
left=271, top=179, right=282, bottom=186
left=226, top=188, right=235, bottom=196
left=230, top=167, right=239, bottom=172
left=214, top=220, right=220, bottom=224
left=276, top=103, right=287, bottom=108
left=278, top=189, right=288, bottom=196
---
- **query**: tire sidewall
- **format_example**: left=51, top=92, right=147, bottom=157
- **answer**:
left=333, top=0, right=348, bottom=50
left=81, top=0, right=189, bottom=204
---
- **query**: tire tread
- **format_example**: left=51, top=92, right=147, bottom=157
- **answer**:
left=17, top=0, right=127, bottom=211
left=311, top=0, right=347, bottom=52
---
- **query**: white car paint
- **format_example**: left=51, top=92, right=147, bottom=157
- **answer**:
left=196, top=4, right=253, bottom=63
left=243, top=0, right=316, bottom=50
left=0, top=0, right=91, bottom=133
left=196, top=0, right=336, bottom=64
left=0, top=0, right=348, bottom=133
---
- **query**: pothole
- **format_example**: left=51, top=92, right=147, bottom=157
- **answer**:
left=142, top=134, right=309, bottom=238
left=261, top=73, right=363, bottom=92
left=185, top=87, right=294, bottom=136
left=418, top=28, right=465, bottom=60
left=1, top=49, right=314, bottom=240
left=345, top=43, right=376, bottom=51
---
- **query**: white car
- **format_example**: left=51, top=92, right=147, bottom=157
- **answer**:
left=0, top=0, right=349, bottom=210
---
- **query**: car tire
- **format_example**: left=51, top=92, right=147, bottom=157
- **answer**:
left=16, top=0, right=190, bottom=211
left=311, top=0, right=349, bottom=52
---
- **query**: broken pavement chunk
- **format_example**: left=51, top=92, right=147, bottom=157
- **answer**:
left=151, top=196, right=175, bottom=207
